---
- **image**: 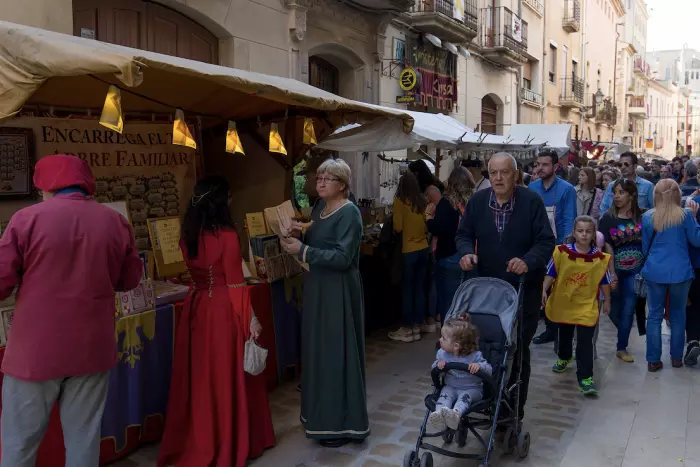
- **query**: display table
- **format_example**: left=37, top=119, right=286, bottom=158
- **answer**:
left=0, top=282, right=277, bottom=465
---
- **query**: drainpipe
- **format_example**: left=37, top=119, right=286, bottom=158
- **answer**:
left=612, top=23, right=621, bottom=138
left=516, top=0, right=523, bottom=124
left=579, top=0, right=587, bottom=143
left=541, top=0, right=547, bottom=123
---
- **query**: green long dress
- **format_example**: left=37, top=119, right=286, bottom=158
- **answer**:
left=300, top=200, right=369, bottom=440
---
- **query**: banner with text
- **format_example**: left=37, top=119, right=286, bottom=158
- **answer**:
left=6, top=117, right=196, bottom=250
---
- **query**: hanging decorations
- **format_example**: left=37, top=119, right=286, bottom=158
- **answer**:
left=99, top=85, right=123, bottom=133
left=269, top=122, right=287, bottom=155
left=303, top=118, right=317, bottom=145
left=225, top=121, right=245, bottom=155
left=173, top=109, right=197, bottom=149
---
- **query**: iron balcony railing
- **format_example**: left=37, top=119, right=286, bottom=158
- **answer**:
left=523, top=0, right=544, bottom=15
left=478, top=7, right=528, bottom=54
left=521, top=88, right=543, bottom=106
left=633, top=55, right=650, bottom=76
left=629, top=95, right=646, bottom=108
left=559, top=76, right=584, bottom=104
left=410, top=0, right=478, bottom=32
left=563, top=0, right=581, bottom=31
left=596, top=100, right=617, bottom=125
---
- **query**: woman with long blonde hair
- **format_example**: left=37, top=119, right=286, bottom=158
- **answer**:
left=641, top=179, right=700, bottom=372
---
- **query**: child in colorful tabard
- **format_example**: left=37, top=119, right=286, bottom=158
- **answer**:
left=542, top=215, right=612, bottom=395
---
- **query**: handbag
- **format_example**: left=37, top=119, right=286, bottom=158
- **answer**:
left=243, top=337, right=268, bottom=376
left=634, top=230, right=657, bottom=297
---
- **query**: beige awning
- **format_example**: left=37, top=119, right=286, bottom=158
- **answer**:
left=0, top=21, right=413, bottom=133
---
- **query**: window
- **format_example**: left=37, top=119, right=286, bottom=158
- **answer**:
left=549, top=45, right=557, bottom=83
left=572, top=61, right=578, bottom=79
left=523, top=78, right=532, bottom=90
left=561, top=46, right=568, bottom=81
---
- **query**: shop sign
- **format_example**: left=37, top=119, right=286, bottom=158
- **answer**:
left=5, top=117, right=196, bottom=250
left=399, top=67, right=418, bottom=91
left=396, top=95, right=418, bottom=104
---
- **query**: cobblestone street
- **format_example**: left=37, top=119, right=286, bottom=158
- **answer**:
left=116, top=317, right=700, bottom=466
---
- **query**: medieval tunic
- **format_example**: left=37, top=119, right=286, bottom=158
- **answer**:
left=545, top=244, right=611, bottom=327
left=299, top=200, right=369, bottom=440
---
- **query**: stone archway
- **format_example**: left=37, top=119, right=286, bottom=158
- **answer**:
left=481, top=93, right=505, bottom=135
left=307, top=43, right=367, bottom=101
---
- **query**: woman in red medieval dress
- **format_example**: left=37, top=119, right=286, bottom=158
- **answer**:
left=158, top=176, right=276, bottom=467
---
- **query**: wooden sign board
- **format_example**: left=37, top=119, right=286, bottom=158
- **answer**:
left=146, top=216, right=187, bottom=278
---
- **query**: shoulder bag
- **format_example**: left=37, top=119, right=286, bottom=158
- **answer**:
left=634, top=229, right=657, bottom=297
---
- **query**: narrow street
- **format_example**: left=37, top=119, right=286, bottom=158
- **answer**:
left=118, top=318, right=700, bottom=466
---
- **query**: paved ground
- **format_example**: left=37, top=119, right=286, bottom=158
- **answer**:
left=114, top=317, right=700, bottom=466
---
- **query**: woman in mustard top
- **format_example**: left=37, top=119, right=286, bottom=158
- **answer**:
left=389, top=172, right=430, bottom=343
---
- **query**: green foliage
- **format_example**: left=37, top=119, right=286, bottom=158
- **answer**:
left=294, top=159, right=309, bottom=208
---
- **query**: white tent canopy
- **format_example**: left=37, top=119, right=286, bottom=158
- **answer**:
left=317, top=109, right=473, bottom=152
left=504, top=124, right=574, bottom=155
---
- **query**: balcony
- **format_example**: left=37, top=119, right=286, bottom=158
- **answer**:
left=523, top=0, right=544, bottom=16
left=478, top=7, right=528, bottom=68
left=406, top=0, right=478, bottom=43
left=596, top=100, right=617, bottom=125
left=633, top=55, right=650, bottom=78
left=521, top=87, right=543, bottom=107
left=563, top=0, right=581, bottom=33
left=628, top=95, right=647, bottom=117
left=559, top=76, right=585, bottom=108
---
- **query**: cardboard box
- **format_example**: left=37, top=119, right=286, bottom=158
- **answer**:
left=116, top=278, right=155, bottom=316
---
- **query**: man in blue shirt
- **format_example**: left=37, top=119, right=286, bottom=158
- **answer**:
left=684, top=193, right=700, bottom=365
left=528, top=150, right=577, bottom=345
left=599, top=152, right=655, bottom=214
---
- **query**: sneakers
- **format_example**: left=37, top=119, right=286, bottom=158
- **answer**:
left=616, top=350, right=634, bottom=363
left=428, top=410, right=446, bottom=431
left=685, top=341, right=700, bottom=366
left=388, top=327, right=420, bottom=343
left=442, top=407, right=462, bottom=430
left=578, top=377, right=598, bottom=395
left=552, top=358, right=573, bottom=373
left=533, top=330, right=556, bottom=345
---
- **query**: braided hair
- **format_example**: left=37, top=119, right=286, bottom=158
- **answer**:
left=182, top=175, right=234, bottom=259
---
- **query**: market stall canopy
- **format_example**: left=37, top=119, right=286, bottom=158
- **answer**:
left=0, top=21, right=413, bottom=133
left=316, top=109, right=472, bottom=152
left=504, top=124, right=574, bottom=155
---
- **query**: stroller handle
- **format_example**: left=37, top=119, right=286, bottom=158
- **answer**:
left=430, top=364, right=498, bottom=396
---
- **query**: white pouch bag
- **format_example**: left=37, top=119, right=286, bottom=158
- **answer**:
left=243, top=337, right=268, bottom=376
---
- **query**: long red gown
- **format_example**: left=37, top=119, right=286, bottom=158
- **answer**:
left=158, top=229, right=276, bottom=467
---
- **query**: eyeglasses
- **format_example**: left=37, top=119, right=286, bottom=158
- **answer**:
left=315, top=176, right=340, bottom=184
left=620, top=162, right=631, bottom=167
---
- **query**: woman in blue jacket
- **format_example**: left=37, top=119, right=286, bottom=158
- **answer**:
left=642, top=179, right=700, bottom=372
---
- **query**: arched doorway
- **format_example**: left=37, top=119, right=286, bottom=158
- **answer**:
left=72, top=0, right=219, bottom=63
left=309, top=56, right=339, bottom=95
left=481, top=95, right=498, bottom=134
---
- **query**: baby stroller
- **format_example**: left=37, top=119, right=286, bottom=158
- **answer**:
left=403, top=277, right=529, bottom=467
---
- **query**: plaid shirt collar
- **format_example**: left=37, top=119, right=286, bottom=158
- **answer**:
left=489, top=189, right=516, bottom=237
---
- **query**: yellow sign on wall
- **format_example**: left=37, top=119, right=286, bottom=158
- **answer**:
left=399, top=67, right=418, bottom=91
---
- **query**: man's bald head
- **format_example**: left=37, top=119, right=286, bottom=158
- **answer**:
left=488, top=152, right=517, bottom=199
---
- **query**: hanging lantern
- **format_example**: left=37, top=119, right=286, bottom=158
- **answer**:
left=99, top=85, right=123, bottom=133
left=173, top=109, right=197, bottom=149
left=225, top=121, right=245, bottom=155
left=303, top=118, right=317, bottom=145
left=269, top=122, right=287, bottom=155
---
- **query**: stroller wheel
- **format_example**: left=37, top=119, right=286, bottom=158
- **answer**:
left=403, top=450, right=418, bottom=467
left=441, top=431, right=454, bottom=444
left=516, top=431, right=531, bottom=459
left=420, top=452, right=433, bottom=467
left=456, top=425, right=468, bottom=447
left=503, top=427, right=515, bottom=455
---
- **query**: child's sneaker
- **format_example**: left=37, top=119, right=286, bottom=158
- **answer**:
left=441, top=407, right=462, bottom=430
left=428, top=410, right=446, bottom=431
left=579, top=377, right=598, bottom=395
left=552, top=358, right=573, bottom=373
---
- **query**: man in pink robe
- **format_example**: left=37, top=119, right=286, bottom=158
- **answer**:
left=0, top=155, right=143, bottom=467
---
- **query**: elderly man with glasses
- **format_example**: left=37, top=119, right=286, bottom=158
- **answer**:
left=598, top=152, right=655, bottom=214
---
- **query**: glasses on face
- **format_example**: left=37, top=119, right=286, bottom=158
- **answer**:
left=316, top=176, right=340, bottom=184
left=620, top=162, right=631, bottom=167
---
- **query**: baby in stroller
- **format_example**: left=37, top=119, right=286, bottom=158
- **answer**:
left=428, top=314, right=492, bottom=431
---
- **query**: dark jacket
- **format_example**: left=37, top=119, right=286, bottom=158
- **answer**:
left=455, top=186, right=555, bottom=285
left=426, top=198, right=460, bottom=262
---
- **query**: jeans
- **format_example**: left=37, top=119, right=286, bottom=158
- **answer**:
left=557, top=324, right=596, bottom=381
left=687, top=270, right=700, bottom=343
left=435, top=386, right=483, bottom=416
left=611, top=272, right=637, bottom=351
left=646, top=280, right=692, bottom=362
left=434, top=254, right=463, bottom=321
left=402, top=248, right=430, bottom=327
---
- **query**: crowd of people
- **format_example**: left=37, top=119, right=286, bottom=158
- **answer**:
left=3, top=149, right=700, bottom=466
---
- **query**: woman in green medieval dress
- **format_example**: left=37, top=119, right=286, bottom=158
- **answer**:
left=281, top=158, right=369, bottom=448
